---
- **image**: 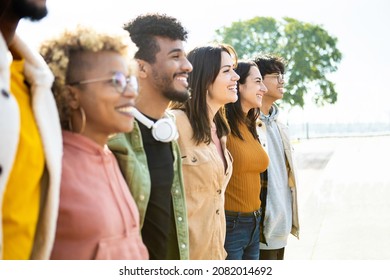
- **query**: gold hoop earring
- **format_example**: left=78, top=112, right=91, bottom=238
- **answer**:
left=69, top=107, right=86, bottom=134
left=68, top=117, right=73, bottom=132
left=79, top=107, right=86, bottom=134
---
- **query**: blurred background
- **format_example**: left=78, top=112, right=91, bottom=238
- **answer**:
left=18, top=0, right=390, bottom=259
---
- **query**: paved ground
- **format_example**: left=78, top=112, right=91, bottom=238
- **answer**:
left=284, top=135, right=390, bottom=260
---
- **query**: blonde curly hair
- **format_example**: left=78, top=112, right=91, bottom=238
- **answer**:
left=39, top=25, right=137, bottom=130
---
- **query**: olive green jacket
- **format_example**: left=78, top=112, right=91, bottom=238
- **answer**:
left=108, top=117, right=189, bottom=260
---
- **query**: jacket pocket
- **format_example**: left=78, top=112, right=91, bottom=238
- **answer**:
left=94, top=234, right=148, bottom=260
left=181, top=148, right=216, bottom=193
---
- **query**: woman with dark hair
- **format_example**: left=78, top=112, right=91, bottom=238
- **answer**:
left=224, top=60, right=269, bottom=260
left=170, top=44, right=239, bottom=259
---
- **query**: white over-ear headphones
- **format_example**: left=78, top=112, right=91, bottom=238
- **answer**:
left=130, top=107, right=178, bottom=143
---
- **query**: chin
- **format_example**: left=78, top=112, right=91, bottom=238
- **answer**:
left=125, top=124, right=134, bottom=133
left=231, top=95, right=239, bottom=103
left=115, top=124, right=133, bottom=134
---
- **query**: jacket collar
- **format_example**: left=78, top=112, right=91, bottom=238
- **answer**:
left=63, top=130, right=110, bottom=156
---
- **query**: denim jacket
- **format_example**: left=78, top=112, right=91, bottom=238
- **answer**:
left=108, top=114, right=189, bottom=260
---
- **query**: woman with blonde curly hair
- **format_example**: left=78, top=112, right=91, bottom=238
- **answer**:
left=40, top=25, right=148, bottom=259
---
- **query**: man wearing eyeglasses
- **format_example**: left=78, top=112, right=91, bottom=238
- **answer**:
left=0, top=0, right=62, bottom=259
left=108, top=13, right=193, bottom=260
left=254, top=54, right=300, bottom=260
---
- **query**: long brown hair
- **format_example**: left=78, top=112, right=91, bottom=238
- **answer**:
left=170, top=44, right=237, bottom=145
left=225, top=60, right=260, bottom=140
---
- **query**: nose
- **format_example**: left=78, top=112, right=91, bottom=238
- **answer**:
left=123, top=76, right=138, bottom=99
left=260, top=81, right=268, bottom=94
left=279, top=74, right=285, bottom=84
left=233, top=70, right=240, bottom=81
left=182, top=57, right=193, bottom=73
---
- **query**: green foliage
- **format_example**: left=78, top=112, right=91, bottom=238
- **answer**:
left=214, top=17, right=342, bottom=107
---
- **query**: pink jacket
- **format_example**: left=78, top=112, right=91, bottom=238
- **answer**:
left=50, top=131, right=148, bottom=260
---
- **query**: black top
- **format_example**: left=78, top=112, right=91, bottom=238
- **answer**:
left=137, top=118, right=174, bottom=260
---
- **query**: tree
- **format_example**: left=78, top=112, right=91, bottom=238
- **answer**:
left=214, top=17, right=342, bottom=107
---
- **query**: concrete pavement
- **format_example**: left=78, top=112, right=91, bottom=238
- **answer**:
left=284, top=135, right=390, bottom=259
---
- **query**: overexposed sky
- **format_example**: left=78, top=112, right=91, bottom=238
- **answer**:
left=18, top=0, right=390, bottom=123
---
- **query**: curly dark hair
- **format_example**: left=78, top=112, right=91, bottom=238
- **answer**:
left=123, top=13, right=188, bottom=63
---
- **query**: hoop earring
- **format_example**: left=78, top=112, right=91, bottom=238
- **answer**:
left=78, top=107, right=86, bottom=134
left=68, top=107, right=86, bottom=134
left=68, top=117, right=73, bottom=132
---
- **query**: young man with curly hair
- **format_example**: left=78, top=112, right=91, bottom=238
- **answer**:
left=108, top=13, right=193, bottom=260
left=0, top=0, right=62, bottom=259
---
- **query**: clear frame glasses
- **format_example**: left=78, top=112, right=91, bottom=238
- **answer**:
left=265, top=73, right=284, bottom=84
left=69, top=72, right=138, bottom=94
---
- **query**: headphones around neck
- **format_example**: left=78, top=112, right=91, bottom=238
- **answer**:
left=130, top=107, right=178, bottom=143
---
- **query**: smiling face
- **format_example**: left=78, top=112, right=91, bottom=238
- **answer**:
left=148, top=36, right=193, bottom=102
left=69, top=51, right=137, bottom=145
left=207, top=51, right=240, bottom=109
left=262, top=72, right=285, bottom=103
left=239, top=65, right=268, bottom=113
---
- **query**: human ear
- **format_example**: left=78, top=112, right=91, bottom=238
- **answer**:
left=137, top=59, right=148, bottom=78
left=66, top=85, right=81, bottom=110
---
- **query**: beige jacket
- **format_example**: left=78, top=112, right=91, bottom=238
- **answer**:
left=172, top=110, right=233, bottom=260
left=0, top=33, right=62, bottom=259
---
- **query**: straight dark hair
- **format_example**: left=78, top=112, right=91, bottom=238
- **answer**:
left=225, top=61, right=260, bottom=141
left=170, top=44, right=237, bottom=145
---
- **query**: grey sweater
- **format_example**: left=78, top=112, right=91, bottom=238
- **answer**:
left=259, top=105, right=292, bottom=250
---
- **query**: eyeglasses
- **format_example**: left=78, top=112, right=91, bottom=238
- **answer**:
left=68, top=72, right=138, bottom=95
left=264, top=73, right=284, bottom=84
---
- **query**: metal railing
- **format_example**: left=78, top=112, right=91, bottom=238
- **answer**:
left=288, top=122, right=390, bottom=140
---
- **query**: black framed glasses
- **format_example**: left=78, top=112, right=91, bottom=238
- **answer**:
left=265, top=73, right=284, bottom=84
left=68, top=72, right=138, bottom=94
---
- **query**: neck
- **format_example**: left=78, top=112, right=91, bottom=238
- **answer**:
left=136, top=83, right=170, bottom=119
left=261, top=99, right=274, bottom=115
left=242, top=104, right=250, bottom=116
left=206, top=96, right=226, bottom=124
left=70, top=114, right=107, bottom=148
left=0, top=7, right=20, bottom=46
left=81, top=130, right=108, bottom=148
left=207, top=103, right=220, bottom=124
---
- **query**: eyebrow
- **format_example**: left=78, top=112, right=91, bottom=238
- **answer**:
left=221, top=64, right=233, bottom=69
left=254, top=76, right=263, bottom=81
left=168, top=48, right=184, bottom=55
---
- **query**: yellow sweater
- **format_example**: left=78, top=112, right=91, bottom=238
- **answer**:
left=225, top=122, right=269, bottom=212
left=2, top=59, right=44, bottom=259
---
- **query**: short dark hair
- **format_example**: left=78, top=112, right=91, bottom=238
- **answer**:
left=123, top=13, right=188, bottom=63
left=254, top=54, right=286, bottom=77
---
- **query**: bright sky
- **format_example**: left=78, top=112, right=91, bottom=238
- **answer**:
left=17, top=0, right=390, bottom=124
